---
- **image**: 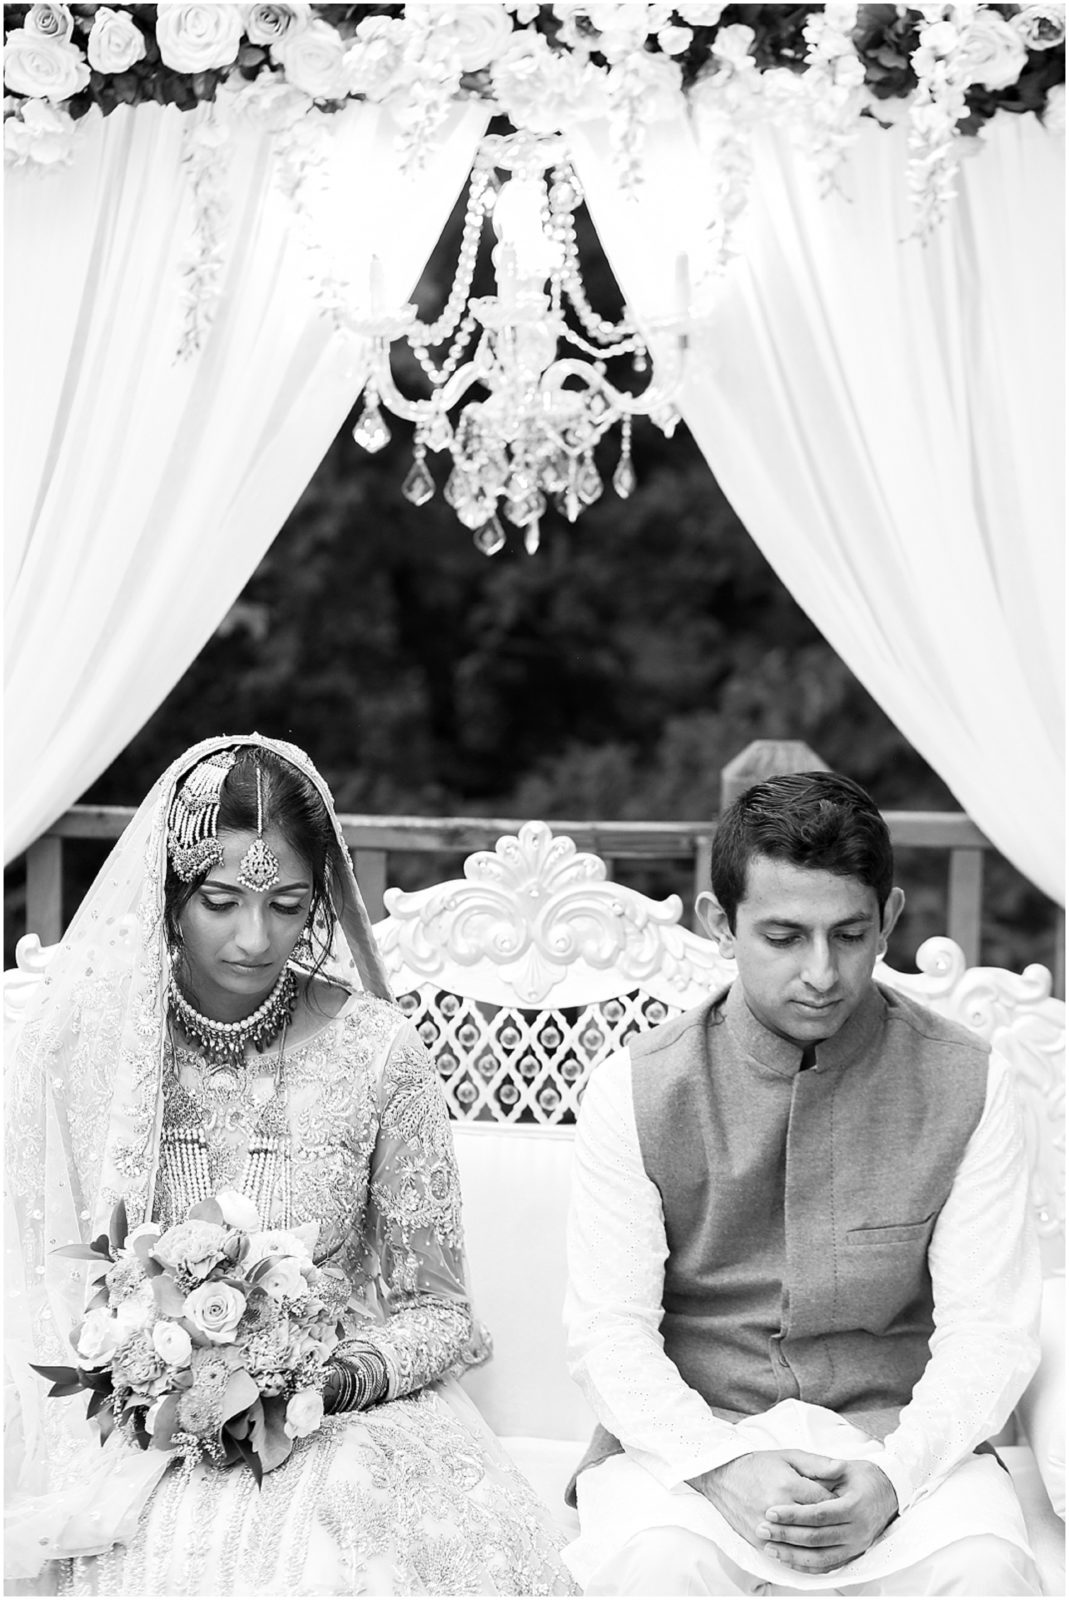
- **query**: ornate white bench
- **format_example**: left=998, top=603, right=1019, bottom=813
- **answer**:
left=6, top=822, right=1065, bottom=1590
left=375, top=822, right=1065, bottom=1590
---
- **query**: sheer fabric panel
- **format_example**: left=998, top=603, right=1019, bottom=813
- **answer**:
left=571, top=112, right=1064, bottom=903
left=4, top=98, right=487, bottom=863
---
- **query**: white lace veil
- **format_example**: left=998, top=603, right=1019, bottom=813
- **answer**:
left=4, top=734, right=393, bottom=1539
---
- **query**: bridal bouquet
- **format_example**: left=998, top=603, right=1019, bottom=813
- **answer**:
left=33, top=1191, right=350, bottom=1481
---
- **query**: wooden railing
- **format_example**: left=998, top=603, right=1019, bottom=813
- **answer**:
left=25, top=803, right=994, bottom=961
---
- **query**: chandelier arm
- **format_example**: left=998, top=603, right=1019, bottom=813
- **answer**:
left=373, top=357, right=490, bottom=420
left=541, top=359, right=683, bottom=415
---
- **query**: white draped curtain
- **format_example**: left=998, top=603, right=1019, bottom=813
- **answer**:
left=4, top=97, right=488, bottom=864
left=570, top=111, right=1064, bottom=905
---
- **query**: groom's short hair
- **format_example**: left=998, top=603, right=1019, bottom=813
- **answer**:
left=710, top=770, right=894, bottom=931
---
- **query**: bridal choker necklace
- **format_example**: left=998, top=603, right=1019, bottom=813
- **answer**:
left=167, top=967, right=298, bottom=1070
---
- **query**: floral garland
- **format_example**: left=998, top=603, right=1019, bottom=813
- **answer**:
left=4, top=4, right=1064, bottom=347
left=4, top=4, right=1064, bottom=174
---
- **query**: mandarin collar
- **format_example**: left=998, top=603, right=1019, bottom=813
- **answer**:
left=720, top=980, right=886, bottom=1079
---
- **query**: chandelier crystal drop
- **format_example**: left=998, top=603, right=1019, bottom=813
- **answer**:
left=349, top=130, right=691, bottom=555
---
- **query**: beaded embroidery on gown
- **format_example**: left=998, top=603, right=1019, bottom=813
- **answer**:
left=4, top=736, right=576, bottom=1597
left=51, top=996, right=576, bottom=1596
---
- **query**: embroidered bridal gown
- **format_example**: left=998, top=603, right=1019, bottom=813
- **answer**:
left=52, top=994, right=575, bottom=1596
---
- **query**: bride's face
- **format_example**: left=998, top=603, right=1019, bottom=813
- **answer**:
left=177, top=829, right=313, bottom=1018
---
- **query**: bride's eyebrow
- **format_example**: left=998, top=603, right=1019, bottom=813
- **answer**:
left=200, top=878, right=311, bottom=893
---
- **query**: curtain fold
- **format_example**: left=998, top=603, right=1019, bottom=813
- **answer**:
left=4, top=97, right=488, bottom=864
left=570, top=111, right=1064, bottom=905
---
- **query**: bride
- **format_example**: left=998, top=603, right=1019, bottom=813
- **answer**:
left=5, top=734, right=577, bottom=1596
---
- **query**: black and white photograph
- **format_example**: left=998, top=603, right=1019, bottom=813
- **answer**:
left=3, top=3, right=1064, bottom=1595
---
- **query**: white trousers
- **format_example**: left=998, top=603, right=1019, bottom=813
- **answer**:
left=569, top=1437, right=1039, bottom=1598
left=582, top=1527, right=1040, bottom=1596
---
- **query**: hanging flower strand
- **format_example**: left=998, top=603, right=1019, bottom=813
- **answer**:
left=176, top=102, right=231, bottom=360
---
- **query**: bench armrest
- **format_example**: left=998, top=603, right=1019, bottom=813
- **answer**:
left=1016, top=1277, right=1065, bottom=1520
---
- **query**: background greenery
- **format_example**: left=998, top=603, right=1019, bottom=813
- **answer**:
left=6, top=192, right=1060, bottom=980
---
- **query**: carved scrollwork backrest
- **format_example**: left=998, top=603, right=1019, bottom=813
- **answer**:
left=875, top=938, right=1065, bottom=1272
left=7, top=833, right=1065, bottom=1264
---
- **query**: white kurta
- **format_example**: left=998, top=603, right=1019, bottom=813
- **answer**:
left=563, top=1048, right=1040, bottom=1590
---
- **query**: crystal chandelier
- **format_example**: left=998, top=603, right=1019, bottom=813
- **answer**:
left=350, top=130, right=689, bottom=555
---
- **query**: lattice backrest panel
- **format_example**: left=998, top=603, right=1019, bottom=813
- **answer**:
left=396, top=985, right=685, bottom=1126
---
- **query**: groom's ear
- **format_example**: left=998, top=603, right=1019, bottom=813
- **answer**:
left=696, top=891, right=734, bottom=955
left=877, top=886, right=906, bottom=959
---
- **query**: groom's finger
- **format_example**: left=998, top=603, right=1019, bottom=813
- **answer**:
left=763, top=1498, right=852, bottom=1526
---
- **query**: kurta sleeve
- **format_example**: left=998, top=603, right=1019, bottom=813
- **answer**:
left=871, top=1052, right=1042, bottom=1511
left=338, top=1021, right=476, bottom=1400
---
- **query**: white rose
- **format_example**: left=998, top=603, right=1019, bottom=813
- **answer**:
left=152, top=1320, right=194, bottom=1366
left=183, top=1281, right=246, bottom=1344
left=24, top=4, right=74, bottom=44
left=342, top=16, right=409, bottom=100
left=214, top=1188, right=261, bottom=1232
left=657, top=24, right=694, bottom=57
left=155, top=3, right=243, bottom=74
left=443, top=3, right=514, bottom=73
left=3, top=29, right=90, bottom=99
left=258, top=1256, right=308, bottom=1302
left=490, top=31, right=594, bottom=135
left=918, top=19, right=960, bottom=59
left=1013, top=5, right=1067, bottom=51
left=242, top=3, right=311, bottom=47
left=75, top=1307, right=120, bottom=1368
left=676, top=2, right=726, bottom=23
left=271, top=17, right=348, bottom=100
left=283, top=1387, right=324, bottom=1439
left=833, top=53, right=866, bottom=90
left=958, top=10, right=1029, bottom=90
left=3, top=96, right=78, bottom=165
left=86, top=7, right=148, bottom=75
left=711, top=23, right=756, bottom=67
left=245, top=1228, right=313, bottom=1267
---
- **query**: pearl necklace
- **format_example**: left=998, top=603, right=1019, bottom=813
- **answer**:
left=167, top=967, right=297, bottom=1071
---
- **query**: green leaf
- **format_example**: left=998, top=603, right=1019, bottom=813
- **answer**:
left=230, top=1430, right=264, bottom=1488
left=30, top=1363, right=81, bottom=1385
left=220, top=1369, right=260, bottom=1423
left=186, top=1198, right=224, bottom=1225
left=108, top=1199, right=129, bottom=1252
left=251, top=1395, right=293, bottom=1473
left=150, top=1393, right=181, bottom=1451
left=52, top=1243, right=112, bottom=1262
left=151, top=1275, right=188, bottom=1317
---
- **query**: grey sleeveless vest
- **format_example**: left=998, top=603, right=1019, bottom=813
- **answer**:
left=568, top=980, right=989, bottom=1497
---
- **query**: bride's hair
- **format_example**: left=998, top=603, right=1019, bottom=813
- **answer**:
left=163, top=745, right=349, bottom=985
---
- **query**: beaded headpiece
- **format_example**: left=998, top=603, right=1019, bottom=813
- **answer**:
left=166, top=749, right=238, bottom=882
left=236, top=765, right=281, bottom=892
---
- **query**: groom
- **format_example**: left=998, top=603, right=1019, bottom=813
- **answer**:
left=564, top=771, right=1040, bottom=1595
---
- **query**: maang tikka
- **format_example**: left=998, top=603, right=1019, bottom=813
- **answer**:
left=236, top=765, right=281, bottom=892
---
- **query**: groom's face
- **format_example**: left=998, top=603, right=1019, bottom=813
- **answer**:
left=701, top=853, right=903, bottom=1047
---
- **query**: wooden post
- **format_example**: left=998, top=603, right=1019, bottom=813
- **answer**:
left=719, top=741, right=829, bottom=813
left=26, top=835, right=63, bottom=945
left=353, top=848, right=388, bottom=923
left=1053, top=909, right=1065, bottom=1001
left=691, top=834, right=713, bottom=930
left=947, top=848, right=983, bottom=967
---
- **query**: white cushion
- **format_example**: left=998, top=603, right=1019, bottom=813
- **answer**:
left=454, top=1123, right=594, bottom=1443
